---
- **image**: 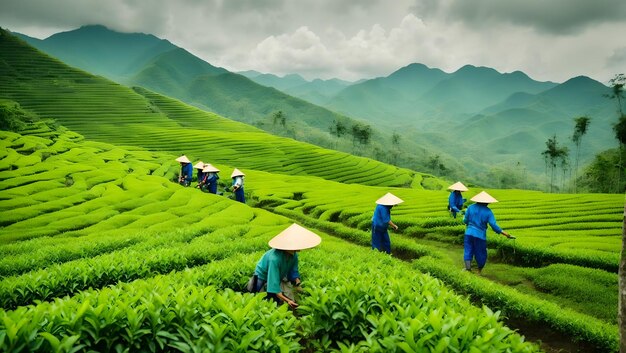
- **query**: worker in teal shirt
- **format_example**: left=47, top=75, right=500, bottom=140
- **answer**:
left=463, top=191, right=511, bottom=274
left=371, top=193, right=403, bottom=254
left=176, top=155, right=193, bottom=186
left=248, top=224, right=321, bottom=308
left=447, top=182, right=468, bottom=218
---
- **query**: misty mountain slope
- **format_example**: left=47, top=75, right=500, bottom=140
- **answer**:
left=239, top=71, right=354, bottom=107
left=419, top=66, right=557, bottom=116
left=16, top=25, right=179, bottom=81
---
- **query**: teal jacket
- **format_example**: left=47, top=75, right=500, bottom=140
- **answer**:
left=254, top=249, right=300, bottom=293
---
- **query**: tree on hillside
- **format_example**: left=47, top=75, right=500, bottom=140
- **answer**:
left=606, top=74, right=625, bottom=116
left=330, top=119, right=347, bottom=138
left=427, top=155, right=447, bottom=176
left=350, top=123, right=372, bottom=146
left=613, top=114, right=626, bottom=192
left=272, top=110, right=286, bottom=127
left=571, top=116, right=591, bottom=193
left=608, top=74, right=626, bottom=193
left=391, top=132, right=401, bottom=165
left=613, top=75, right=626, bottom=353
left=541, top=134, right=569, bottom=193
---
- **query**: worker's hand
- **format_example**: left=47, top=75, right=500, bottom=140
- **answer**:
left=392, top=224, right=399, bottom=231
left=287, top=299, right=299, bottom=309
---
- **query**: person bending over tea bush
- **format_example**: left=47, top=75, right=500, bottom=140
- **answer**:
left=200, top=164, right=220, bottom=194
left=176, top=155, right=193, bottom=187
left=463, top=191, right=511, bottom=274
left=193, top=161, right=205, bottom=187
left=371, top=193, right=403, bottom=254
left=247, top=224, right=321, bottom=308
left=447, top=181, right=468, bottom=218
left=230, top=168, right=246, bottom=203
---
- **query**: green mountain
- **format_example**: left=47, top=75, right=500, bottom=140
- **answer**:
left=325, top=64, right=557, bottom=129
left=15, top=25, right=179, bottom=82
left=239, top=70, right=352, bottom=106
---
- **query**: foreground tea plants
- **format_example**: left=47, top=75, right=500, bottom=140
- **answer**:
left=0, top=236, right=541, bottom=352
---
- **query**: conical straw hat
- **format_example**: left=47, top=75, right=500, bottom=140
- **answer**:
left=202, top=164, right=220, bottom=173
left=447, top=181, right=468, bottom=192
left=175, top=155, right=191, bottom=163
left=470, top=191, right=498, bottom=204
left=375, top=192, right=404, bottom=206
left=268, top=223, right=322, bottom=250
left=231, top=168, right=245, bottom=178
left=193, top=161, right=205, bottom=169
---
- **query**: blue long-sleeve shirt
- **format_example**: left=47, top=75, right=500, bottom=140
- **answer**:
left=181, top=163, right=193, bottom=182
left=448, top=191, right=464, bottom=212
left=254, top=249, right=300, bottom=294
left=463, top=203, right=503, bottom=240
left=372, top=204, right=392, bottom=228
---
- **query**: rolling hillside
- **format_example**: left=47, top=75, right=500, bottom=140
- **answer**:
left=11, top=25, right=625, bottom=187
left=15, top=25, right=428, bottom=165
left=0, top=28, right=423, bottom=188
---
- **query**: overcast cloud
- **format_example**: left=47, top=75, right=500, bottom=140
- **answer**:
left=1, top=0, right=625, bottom=83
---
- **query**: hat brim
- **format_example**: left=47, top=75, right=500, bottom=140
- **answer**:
left=375, top=192, right=404, bottom=206
left=470, top=191, right=498, bottom=203
left=268, top=224, right=322, bottom=250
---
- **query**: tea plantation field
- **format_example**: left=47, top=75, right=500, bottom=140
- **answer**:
left=1, top=130, right=543, bottom=352
left=0, top=29, right=623, bottom=352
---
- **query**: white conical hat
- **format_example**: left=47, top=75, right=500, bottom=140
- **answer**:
left=193, top=161, right=205, bottom=169
left=231, top=168, right=245, bottom=178
left=202, top=164, right=220, bottom=173
left=447, top=181, right=468, bottom=192
left=268, top=223, right=322, bottom=250
left=470, top=191, right=498, bottom=203
left=175, top=155, right=191, bottom=163
left=375, top=193, right=404, bottom=206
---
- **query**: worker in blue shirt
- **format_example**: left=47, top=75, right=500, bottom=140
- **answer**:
left=447, top=181, right=468, bottom=218
left=193, top=161, right=205, bottom=188
left=463, top=191, right=511, bottom=274
left=176, top=155, right=193, bottom=186
left=201, top=164, right=220, bottom=194
left=231, top=168, right=245, bottom=203
left=371, top=192, right=403, bottom=254
left=247, top=224, right=322, bottom=308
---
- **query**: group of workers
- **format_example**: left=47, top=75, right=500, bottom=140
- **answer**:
left=372, top=182, right=512, bottom=275
left=246, top=183, right=511, bottom=309
left=176, top=154, right=511, bottom=307
left=176, top=155, right=246, bottom=203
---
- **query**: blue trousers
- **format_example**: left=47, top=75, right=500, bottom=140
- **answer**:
left=371, top=225, right=391, bottom=254
left=464, top=235, right=487, bottom=268
left=235, top=187, right=245, bottom=203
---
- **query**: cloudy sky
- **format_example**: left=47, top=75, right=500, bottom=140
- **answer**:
left=2, top=0, right=626, bottom=83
